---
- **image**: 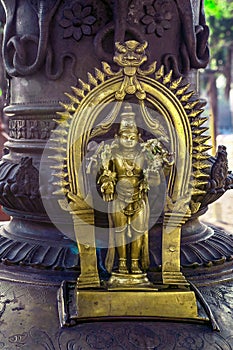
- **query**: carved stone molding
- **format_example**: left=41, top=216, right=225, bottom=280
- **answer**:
left=8, top=119, right=56, bottom=140
left=190, top=146, right=233, bottom=217
left=148, top=222, right=233, bottom=272
left=0, top=232, right=78, bottom=271
left=1, top=0, right=209, bottom=82
left=0, top=221, right=233, bottom=279
left=0, top=220, right=78, bottom=273
left=181, top=225, right=233, bottom=267
left=0, top=158, right=43, bottom=214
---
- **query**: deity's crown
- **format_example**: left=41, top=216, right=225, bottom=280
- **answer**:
left=119, top=103, right=138, bottom=134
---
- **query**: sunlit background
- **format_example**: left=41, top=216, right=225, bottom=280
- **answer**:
left=200, top=0, right=233, bottom=232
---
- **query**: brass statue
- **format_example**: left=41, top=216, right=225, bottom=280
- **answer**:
left=55, top=40, right=207, bottom=322
left=91, top=103, right=173, bottom=286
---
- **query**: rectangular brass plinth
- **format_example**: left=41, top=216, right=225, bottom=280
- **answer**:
left=76, top=290, right=198, bottom=319
left=57, top=281, right=200, bottom=327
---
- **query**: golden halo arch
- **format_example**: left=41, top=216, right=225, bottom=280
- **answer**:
left=67, top=76, right=192, bottom=206
left=52, top=41, right=209, bottom=286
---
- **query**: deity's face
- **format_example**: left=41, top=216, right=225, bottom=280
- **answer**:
left=118, top=131, right=139, bottom=149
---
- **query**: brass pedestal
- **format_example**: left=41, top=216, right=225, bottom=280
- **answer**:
left=58, top=281, right=207, bottom=327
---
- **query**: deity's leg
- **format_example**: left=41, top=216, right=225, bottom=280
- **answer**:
left=115, top=229, right=128, bottom=273
left=131, top=235, right=143, bottom=274
left=130, top=203, right=148, bottom=274
left=111, top=200, right=129, bottom=274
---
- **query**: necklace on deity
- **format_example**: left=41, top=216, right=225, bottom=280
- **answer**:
left=123, top=158, right=135, bottom=176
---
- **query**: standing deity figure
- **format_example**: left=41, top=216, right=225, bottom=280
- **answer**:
left=92, top=103, right=173, bottom=280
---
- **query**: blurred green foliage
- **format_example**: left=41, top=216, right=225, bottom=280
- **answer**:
left=204, top=0, right=233, bottom=69
left=205, top=0, right=233, bottom=19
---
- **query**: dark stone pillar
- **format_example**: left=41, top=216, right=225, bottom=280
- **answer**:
left=0, top=0, right=213, bottom=274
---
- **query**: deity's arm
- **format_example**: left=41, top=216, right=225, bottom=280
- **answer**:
left=97, top=145, right=117, bottom=202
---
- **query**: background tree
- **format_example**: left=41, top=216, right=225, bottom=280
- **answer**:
left=202, top=0, right=233, bottom=142
left=205, top=0, right=233, bottom=98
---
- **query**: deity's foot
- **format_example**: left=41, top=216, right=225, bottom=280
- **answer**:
left=118, top=258, right=129, bottom=274
left=107, top=271, right=156, bottom=290
left=131, top=259, right=142, bottom=274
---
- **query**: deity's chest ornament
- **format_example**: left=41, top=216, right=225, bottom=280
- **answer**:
left=122, top=158, right=136, bottom=177
left=50, top=40, right=217, bottom=329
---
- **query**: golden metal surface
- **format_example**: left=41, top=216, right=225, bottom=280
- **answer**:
left=107, top=272, right=157, bottom=290
left=72, top=210, right=100, bottom=288
left=51, top=40, right=214, bottom=320
left=76, top=289, right=198, bottom=319
left=94, top=103, right=173, bottom=285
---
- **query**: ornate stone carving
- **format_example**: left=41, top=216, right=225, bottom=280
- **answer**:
left=189, top=145, right=233, bottom=216
left=1, top=0, right=62, bottom=77
left=9, top=120, right=56, bottom=140
left=1, top=157, right=37, bottom=191
left=0, top=231, right=78, bottom=270
left=163, top=0, right=209, bottom=75
left=0, top=158, right=42, bottom=213
left=0, top=322, right=232, bottom=349
left=0, top=277, right=231, bottom=349
left=9, top=157, right=39, bottom=198
left=181, top=225, right=233, bottom=267
left=59, top=2, right=97, bottom=42
left=0, top=0, right=210, bottom=99
left=209, top=145, right=229, bottom=192
left=141, top=0, right=173, bottom=37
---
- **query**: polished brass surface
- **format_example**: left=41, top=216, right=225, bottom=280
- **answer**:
left=107, top=272, right=156, bottom=290
left=57, top=281, right=201, bottom=325
left=51, top=40, right=213, bottom=321
left=75, top=290, right=198, bottom=319
left=95, top=103, right=173, bottom=287
left=72, top=211, right=100, bottom=288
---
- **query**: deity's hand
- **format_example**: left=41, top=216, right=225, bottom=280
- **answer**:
left=101, top=181, right=114, bottom=202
